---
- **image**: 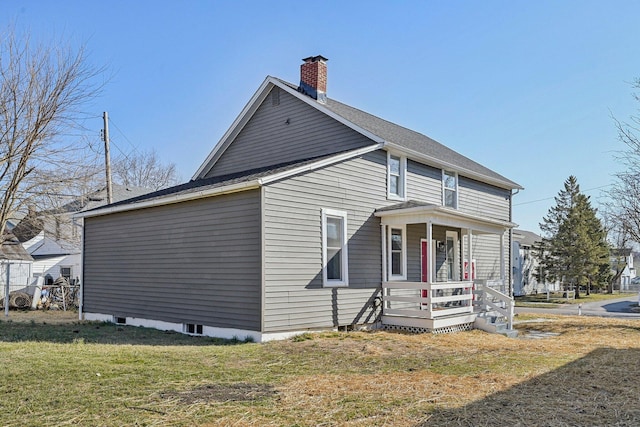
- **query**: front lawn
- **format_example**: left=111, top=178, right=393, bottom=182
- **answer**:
left=1, top=313, right=639, bottom=426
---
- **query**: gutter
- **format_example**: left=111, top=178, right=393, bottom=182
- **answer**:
left=375, top=204, right=518, bottom=229
left=75, top=181, right=261, bottom=219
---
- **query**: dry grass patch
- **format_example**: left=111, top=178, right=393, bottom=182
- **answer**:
left=1, top=313, right=640, bottom=426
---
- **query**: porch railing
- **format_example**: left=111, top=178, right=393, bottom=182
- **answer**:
left=475, top=282, right=514, bottom=330
left=382, top=281, right=474, bottom=320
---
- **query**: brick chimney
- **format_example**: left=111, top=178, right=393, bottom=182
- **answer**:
left=298, top=55, right=328, bottom=104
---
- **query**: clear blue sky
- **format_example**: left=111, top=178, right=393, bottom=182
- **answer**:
left=2, top=0, right=640, bottom=234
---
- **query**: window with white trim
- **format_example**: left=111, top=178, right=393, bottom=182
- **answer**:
left=389, top=226, right=406, bottom=280
left=322, top=209, right=349, bottom=287
left=445, top=231, right=460, bottom=281
left=443, top=170, right=458, bottom=208
left=387, top=153, right=406, bottom=200
left=60, top=266, right=73, bottom=283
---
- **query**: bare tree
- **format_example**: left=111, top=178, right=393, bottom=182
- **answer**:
left=112, top=148, right=179, bottom=191
left=0, top=27, right=104, bottom=241
left=601, top=211, right=627, bottom=292
left=606, top=78, right=640, bottom=245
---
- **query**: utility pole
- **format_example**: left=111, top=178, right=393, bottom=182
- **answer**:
left=103, top=112, right=113, bottom=204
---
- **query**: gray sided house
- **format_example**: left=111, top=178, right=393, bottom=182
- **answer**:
left=80, top=56, right=523, bottom=341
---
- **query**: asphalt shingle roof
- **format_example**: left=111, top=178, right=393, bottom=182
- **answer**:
left=324, top=98, right=519, bottom=189
left=277, top=78, right=520, bottom=189
left=88, top=152, right=344, bottom=211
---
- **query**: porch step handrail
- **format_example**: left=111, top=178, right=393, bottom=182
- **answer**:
left=476, top=284, right=514, bottom=330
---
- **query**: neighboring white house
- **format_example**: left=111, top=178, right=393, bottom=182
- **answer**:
left=0, top=234, right=34, bottom=299
left=512, top=229, right=560, bottom=296
left=611, top=248, right=635, bottom=291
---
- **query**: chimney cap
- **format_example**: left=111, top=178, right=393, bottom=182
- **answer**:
left=302, top=55, right=328, bottom=63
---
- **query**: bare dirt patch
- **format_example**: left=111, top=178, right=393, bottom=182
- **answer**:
left=161, top=383, right=276, bottom=404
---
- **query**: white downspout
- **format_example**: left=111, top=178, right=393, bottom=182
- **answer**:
left=426, top=221, right=433, bottom=319
left=500, top=232, right=505, bottom=285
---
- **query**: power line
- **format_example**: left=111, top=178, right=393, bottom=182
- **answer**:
left=513, top=184, right=613, bottom=206
left=108, top=117, right=141, bottom=154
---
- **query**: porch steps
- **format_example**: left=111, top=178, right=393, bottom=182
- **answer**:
left=474, top=312, right=518, bottom=338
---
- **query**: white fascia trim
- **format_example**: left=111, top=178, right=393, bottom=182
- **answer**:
left=385, top=142, right=523, bottom=191
left=258, top=143, right=383, bottom=185
left=75, top=181, right=260, bottom=219
left=375, top=205, right=518, bottom=229
left=192, top=76, right=276, bottom=180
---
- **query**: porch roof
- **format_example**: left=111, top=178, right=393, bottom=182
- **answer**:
left=374, top=200, right=517, bottom=234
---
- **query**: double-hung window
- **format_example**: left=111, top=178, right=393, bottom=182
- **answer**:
left=389, top=226, right=406, bottom=280
left=387, top=153, right=406, bottom=200
left=322, top=209, right=349, bottom=287
left=443, top=170, right=458, bottom=208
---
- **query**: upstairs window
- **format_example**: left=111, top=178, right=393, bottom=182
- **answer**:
left=387, top=153, right=406, bottom=200
left=322, top=209, right=349, bottom=287
left=443, top=170, right=458, bottom=208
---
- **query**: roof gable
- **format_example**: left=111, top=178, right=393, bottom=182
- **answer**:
left=200, top=82, right=376, bottom=179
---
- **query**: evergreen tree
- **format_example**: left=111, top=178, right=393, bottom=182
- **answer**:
left=538, top=176, right=610, bottom=297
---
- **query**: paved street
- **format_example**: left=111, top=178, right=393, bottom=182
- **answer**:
left=515, top=294, right=640, bottom=319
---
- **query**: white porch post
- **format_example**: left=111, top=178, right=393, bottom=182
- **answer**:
left=500, top=232, right=505, bottom=284
left=381, top=224, right=388, bottom=311
left=466, top=228, right=473, bottom=281
left=426, top=221, right=433, bottom=318
left=381, top=224, right=387, bottom=283
left=467, top=228, right=473, bottom=304
left=427, top=222, right=433, bottom=284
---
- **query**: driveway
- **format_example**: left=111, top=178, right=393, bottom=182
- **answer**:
left=515, top=294, right=640, bottom=319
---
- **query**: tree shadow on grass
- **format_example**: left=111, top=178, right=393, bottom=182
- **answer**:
left=0, top=320, right=253, bottom=346
left=418, top=348, right=640, bottom=426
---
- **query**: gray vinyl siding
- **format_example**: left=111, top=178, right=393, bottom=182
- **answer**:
left=407, top=163, right=510, bottom=223
left=262, top=150, right=390, bottom=332
left=206, top=88, right=374, bottom=178
left=407, top=160, right=442, bottom=204
left=463, top=232, right=507, bottom=282
left=458, top=176, right=510, bottom=221
left=83, top=190, right=262, bottom=331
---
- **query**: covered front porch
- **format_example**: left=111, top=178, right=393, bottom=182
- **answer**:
left=375, top=201, right=517, bottom=333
